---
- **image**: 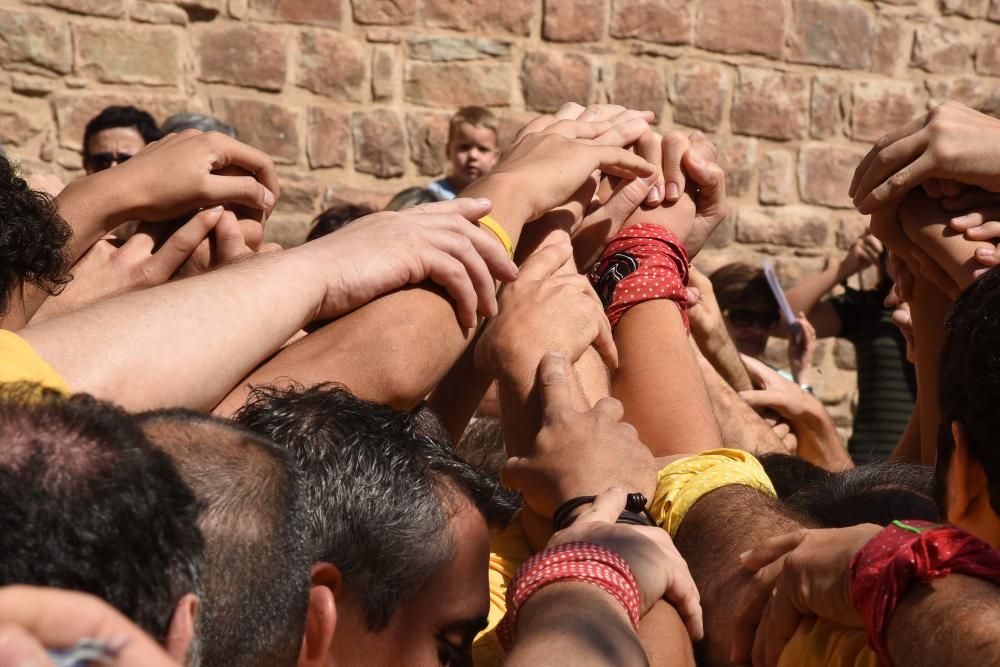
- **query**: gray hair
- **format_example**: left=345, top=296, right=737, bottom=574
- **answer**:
left=161, top=113, right=238, bottom=138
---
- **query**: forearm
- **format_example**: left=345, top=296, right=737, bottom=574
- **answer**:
left=612, top=302, right=721, bottom=457
left=673, top=486, right=808, bottom=666
left=462, top=174, right=533, bottom=253
left=637, top=600, right=696, bottom=666
left=215, top=285, right=473, bottom=416
left=426, top=338, right=492, bottom=444
left=697, top=348, right=788, bottom=455
left=506, top=583, right=649, bottom=667
left=21, top=251, right=322, bottom=411
left=901, top=191, right=993, bottom=292
left=695, top=323, right=753, bottom=392
left=909, top=276, right=952, bottom=465
left=887, top=575, right=1000, bottom=665
left=786, top=262, right=846, bottom=316
left=56, top=170, right=135, bottom=266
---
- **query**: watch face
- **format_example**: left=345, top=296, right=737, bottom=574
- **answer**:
left=592, top=251, right=639, bottom=309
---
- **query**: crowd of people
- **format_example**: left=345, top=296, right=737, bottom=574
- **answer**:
left=1, top=94, right=1000, bottom=667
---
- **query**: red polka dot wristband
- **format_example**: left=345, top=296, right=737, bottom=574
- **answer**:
left=849, top=520, right=1000, bottom=665
left=589, top=224, right=691, bottom=332
left=496, top=541, right=641, bottom=652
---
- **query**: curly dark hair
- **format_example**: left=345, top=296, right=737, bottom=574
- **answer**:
left=0, top=383, right=204, bottom=641
left=0, top=155, right=72, bottom=314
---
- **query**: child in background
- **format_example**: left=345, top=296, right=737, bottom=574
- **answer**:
left=425, top=106, right=499, bottom=201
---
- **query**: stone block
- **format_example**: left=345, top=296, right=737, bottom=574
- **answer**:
left=422, top=0, right=534, bottom=36
left=798, top=143, right=867, bottom=208
left=250, top=0, right=340, bottom=25
left=544, top=0, right=606, bottom=42
left=405, top=62, right=512, bottom=108
left=787, top=0, right=875, bottom=69
left=406, top=111, right=450, bottom=175
left=297, top=31, right=366, bottom=101
left=696, top=0, right=785, bottom=57
left=352, top=0, right=414, bottom=24
left=850, top=80, right=926, bottom=142
left=0, top=9, right=72, bottom=75
left=212, top=97, right=300, bottom=164
left=75, top=25, right=181, bottom=86
left=198, top=24, right=287, bottom=91
left=736, top=206, right=831, bottom=248
left=406, top=36, right=511, bottom=61
left=759, top=150, right=795, bottom=205
left=912, top=22, right=972, bottom=73
left=352, top=109, right=406, bottom=177
left=522, top=51, right=594, bottom=113
left=732, top=67, right=809, bottom=141
left=610, top=0, right=691, bottom=45
left=306, top=106, right=350, bottom=169
left=673, top=61, right=729, bottom=132
left=608, top=61, right=666, bottom=120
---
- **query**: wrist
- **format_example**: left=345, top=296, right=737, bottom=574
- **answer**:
left=463, top=172, right=532, bottom=241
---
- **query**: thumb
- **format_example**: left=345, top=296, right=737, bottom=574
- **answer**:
left=739, top=389, right=790, bottom=416
left=411, top=197, right=492, bottom=222
left=537, top=352, right=573, bottom=417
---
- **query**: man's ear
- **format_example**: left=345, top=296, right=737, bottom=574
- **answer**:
left=948, top=421, right=989, bottom=523
left=164, top=593, right=198, bottom=664
left=298, top=563, right=341, bottom=667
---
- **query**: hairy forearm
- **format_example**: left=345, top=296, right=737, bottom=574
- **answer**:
left=612, top=302, right=721, bottom=457
left=695, top=323, right=753, bottom=392
left=507, top=583, right=649, bottom=667
left=888, top=575, right=1000, bottom=665
left=674, top=486, right=808, bottom=667
left=21, top=250, right=322, bottom=411
left=697, top=348, right=787, bottom=455
left=215, top=285, right=473, bottom=416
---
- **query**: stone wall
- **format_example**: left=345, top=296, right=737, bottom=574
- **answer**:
left=4, top=0, right=1000, bottom=434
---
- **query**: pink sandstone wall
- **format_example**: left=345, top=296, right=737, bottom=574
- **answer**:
left=4, top=0, right=1000, bottom=433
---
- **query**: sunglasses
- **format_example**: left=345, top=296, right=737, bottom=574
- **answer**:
left=86, top=152, right=133, bottom=172
left=726, top=308, right=780, bottom=329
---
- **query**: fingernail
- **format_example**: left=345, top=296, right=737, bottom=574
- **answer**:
left=738, top=549, right=751, bottom=562
left=263, top=189, right=276, bottom=207
left=952, top=214, right=970, bottom=224
left=475, top=197, right=492, bottom=208
left=689, top=151, right=706, bottom=167
left=976, top=247, right=993, bottom=257
left=666, top=182, right=680, bottom=200
left=648, top=185, right=663, bottom=202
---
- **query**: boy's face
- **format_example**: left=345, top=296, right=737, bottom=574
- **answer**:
left=447, top=122, right=498, bottom=189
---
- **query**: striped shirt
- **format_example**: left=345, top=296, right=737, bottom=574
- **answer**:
left=831, top=283, right=917, bottom=464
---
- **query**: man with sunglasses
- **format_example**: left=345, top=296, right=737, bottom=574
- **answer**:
left=82, top=105, right=160, bottom=174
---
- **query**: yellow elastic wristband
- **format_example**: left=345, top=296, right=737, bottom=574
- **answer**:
left=478, top=215, right=514, bottom=259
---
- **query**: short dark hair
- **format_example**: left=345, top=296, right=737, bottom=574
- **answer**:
left=938, top=266, right=1000, bottom=518
left=306, top=203, right=375, bottom=242
left=758, top=453, right=834, bottom=499
left=83, top=105, right=159, bottom=159
left=709, top=263, right=778, bottom=315
left=0, top=384, right=203, bottom=641
left=781, top=459, right=938, bottom=527
left=0, top=154, right=72, bottom=314
left=234, top=383, right=519, bottom=631
left=139, top=409, right=310, bottom=667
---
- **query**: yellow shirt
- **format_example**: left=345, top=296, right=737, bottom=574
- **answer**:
left=474, top=518, right=532, bottom=667
left=0, top=330, right=69, bottom=393
left=780, top=617, right=880, bottom=667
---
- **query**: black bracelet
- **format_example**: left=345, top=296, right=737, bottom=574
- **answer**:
left=552, top=495, right=596, bottom=533
left=551, top=493, right=655, bottom=533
